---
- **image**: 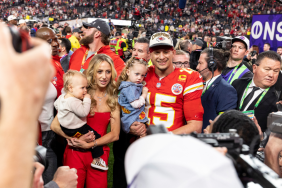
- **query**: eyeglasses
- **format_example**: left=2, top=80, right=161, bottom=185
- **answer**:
left=173, top=61, right=189, bottom=66
left=47, top=38, right=58, bottom=44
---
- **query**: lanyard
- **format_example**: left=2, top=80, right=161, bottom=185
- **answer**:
left=60, top=54, right=68, bottom=62
left=201, top=80, right=214, bottom=96
left=80, top=48, right=102, bottom=73
left=239, top=81, right=270, bottom=110
left=81, top=50, right=89, bottom=70
left=227, top=64, right=240, bottom=83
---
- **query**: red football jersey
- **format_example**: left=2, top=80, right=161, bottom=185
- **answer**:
left=145, top=66, right=204, bottom=131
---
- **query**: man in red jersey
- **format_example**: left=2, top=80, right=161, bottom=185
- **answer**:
left=36, top=27, right=64, bottom=97
left=144, top=32, right=204, bottom=134
left=113, top=32, right=204, bottom=188
left=68, top=19, right=124, bottom=77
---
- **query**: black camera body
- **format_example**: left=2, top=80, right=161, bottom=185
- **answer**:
left=34, top=145, right=47, bottom=167
left=214, top=36, right=232, bottom=51
left=147, top=124, right=282, bottom=188
left=250, top=50, right=257, bottom=57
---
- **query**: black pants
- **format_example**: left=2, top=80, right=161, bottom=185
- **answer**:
left=42, top=130, right=57, bottom=184
left=113, top=128, right=138, bottom=188
left=61, top=124, right=104, bottom=158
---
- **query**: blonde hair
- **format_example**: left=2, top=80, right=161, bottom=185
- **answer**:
left=63, top=70, right=87, bottom=93
left=117, top=57, right=148, bottom=88
left=86, top=54, right=118, bottom=116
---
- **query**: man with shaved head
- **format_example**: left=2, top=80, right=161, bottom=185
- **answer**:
left=36, top=27, right=64, bottom=184
left=36, top=27, right=64, bottom=97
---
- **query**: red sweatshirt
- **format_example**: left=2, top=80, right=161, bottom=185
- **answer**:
left=69, top=45, right=125, bottom=78
left=51, top=55, right=64, bottom=97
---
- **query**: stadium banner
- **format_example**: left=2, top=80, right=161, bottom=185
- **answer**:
left=250, top=14, right=282, bottom=53
left=59, top=18, right=132, bottom=28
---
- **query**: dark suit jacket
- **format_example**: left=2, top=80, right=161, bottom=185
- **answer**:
left=60, top=54, right=71, bottom=73
left=201, top=75, right=237, bottom=131
left=232, top=77, right=280, bottom=132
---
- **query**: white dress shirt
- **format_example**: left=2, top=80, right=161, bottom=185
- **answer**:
left=241, top=79, right=266, bottom=111
left=203, top=75, right=221, bottom=92
left=38, top=82, right=57, bottom=132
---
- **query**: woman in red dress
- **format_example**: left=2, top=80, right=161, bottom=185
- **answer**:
left=51, top=54, right=120, bottom=188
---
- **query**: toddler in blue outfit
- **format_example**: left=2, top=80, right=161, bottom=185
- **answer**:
left=117, top=57, right=149, bottom=134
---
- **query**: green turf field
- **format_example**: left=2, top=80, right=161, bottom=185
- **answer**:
left=107, top=125, right=114, bottom=188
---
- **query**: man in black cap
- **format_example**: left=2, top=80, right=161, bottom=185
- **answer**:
left=190, top=39, right=203, bottom=70
left=68, top=19, right=125, bottom=77
left=68, top=28, right=82, bottom=52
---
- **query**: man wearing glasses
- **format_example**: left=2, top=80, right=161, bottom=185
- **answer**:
left=173, top=50, right=190, bottom=68
left=221, top=36, right=253, bottom=84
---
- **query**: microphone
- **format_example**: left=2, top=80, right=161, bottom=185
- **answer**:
left=198, top=67, right=208, bottom=73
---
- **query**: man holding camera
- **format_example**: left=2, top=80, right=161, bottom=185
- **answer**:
left=190, top=39, right=203, bottom=70
left=232, top=51, right=281, bottom=132
left=222, top=36, right=253, bottom=85
left=196, top=48, right=237, bottom=130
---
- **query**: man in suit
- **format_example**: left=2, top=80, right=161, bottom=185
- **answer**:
left=232, top=51, right=282, bottom=132
left=197, top=48, right=237, bottom=131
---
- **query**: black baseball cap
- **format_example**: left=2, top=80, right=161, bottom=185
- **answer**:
left=82, top=19, right=110, bottom=35
left=73, top=28, right=82, bottom=33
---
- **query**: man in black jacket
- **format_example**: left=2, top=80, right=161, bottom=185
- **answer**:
left=190, top=39, right=203, bottom=70
left=59, top=38, right=72, bottom=72
left=232, top=51, right=281, bottom=132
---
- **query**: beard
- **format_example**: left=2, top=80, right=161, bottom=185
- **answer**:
left=80, top=31, right=95, bottom=45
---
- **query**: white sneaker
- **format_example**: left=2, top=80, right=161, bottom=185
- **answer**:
left=91, top=158, right=108, bottom=171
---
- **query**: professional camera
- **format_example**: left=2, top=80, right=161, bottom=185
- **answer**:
left=34, top=145, right=47, bottom=167
left=250, top=50, right=257, bottom=57
left=214, top=36, right=232, bottom=51
left=147, top=124, right=282, bottom=188
left=127, top=30, right=139, bottom=50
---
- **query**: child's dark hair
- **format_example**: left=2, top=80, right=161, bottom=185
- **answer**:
left=212, top=110, right=260, bottom=155
left=117, top=57, right=148, bottom=88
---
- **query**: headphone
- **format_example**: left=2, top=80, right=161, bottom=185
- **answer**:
left=207, top=47, right=217, bottom=72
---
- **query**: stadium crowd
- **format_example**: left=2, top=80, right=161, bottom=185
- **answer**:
left=2, top=0, right=282, bottom=188
left=0, top=0, right=280, bottom=36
